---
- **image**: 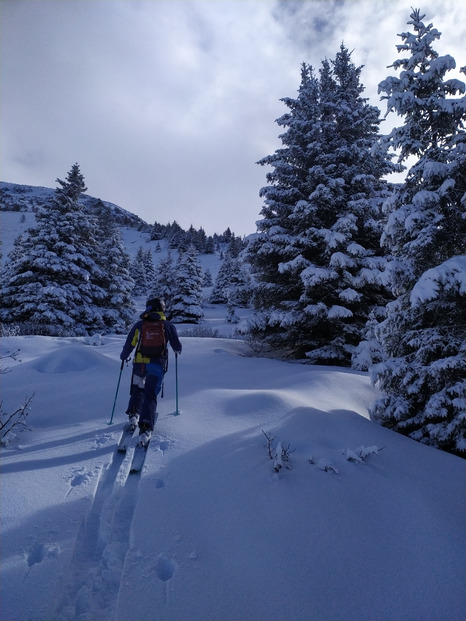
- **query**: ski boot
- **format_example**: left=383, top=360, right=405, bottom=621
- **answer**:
left=138, top=422, right=152, bottom=447
left=127, top=411, right=139, bottom=432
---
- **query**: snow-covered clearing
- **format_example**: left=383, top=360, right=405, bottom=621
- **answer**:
left=1, top=326, right=464, bottom=621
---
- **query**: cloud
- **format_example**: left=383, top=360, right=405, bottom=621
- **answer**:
left=1, top=0, right=464, bottom=236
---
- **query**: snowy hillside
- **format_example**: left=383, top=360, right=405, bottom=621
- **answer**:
left=0, top=182, right=148, bottom=230
left=1, top=333, right=465, bottom=621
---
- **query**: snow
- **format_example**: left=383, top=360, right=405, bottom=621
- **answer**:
left=328, top=305, right=353, bottom=319
left=1, top=327, right=465, bottom=621
left=410, top=255, right=466, bottom=306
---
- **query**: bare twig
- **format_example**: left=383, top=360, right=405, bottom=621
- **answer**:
left=0, top=394, right=34, bottom=445
left=263, top=430, right=294, bottom=471
left=262, top=430, right=276, bottom=459
left=0, top=349, right=21, bottom=373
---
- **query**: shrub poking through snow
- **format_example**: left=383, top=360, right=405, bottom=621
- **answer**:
left=0, top=395, right=33, bottom=446
left=309, top=456, right=339, bottom=474
left=343, top=445, right=385, bottom=463
left=0, top=350, right=34, bottom=446
left=262, top=430, right=294, bottom=472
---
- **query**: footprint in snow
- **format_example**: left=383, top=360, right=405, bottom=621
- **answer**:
left=152, top=435, right=174, bottom=454
left=26, top=542, right=60, bottom=568
left=65, top=466, right=98, bottom=497
left=93, top=433, right=114, bottom=449
left=155, top=554, right=177, bottom=582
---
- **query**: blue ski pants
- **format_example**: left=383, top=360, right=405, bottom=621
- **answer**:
left=127, top=363, right=164, bottom=431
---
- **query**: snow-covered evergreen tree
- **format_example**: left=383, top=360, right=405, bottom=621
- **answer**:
left=205, top=236, right=215, bottom=254
left=294, top=48, right=394, bottom=364
left=170, top=245, right=204, bottom=323
left=245, top=49, right=394, bottom=363
left=143, top=250, right=156, bottom=291
left=244, top=64, right=322, bottom=340
left=226, top=299, right=240, bottom=324
left=130, top=247, right=149, bottom=296
left=226, top=234, right=244, bottom=258
left=211, top=251, right=252, bottom=307
left=167, top=221, right=186, bottom=250
left=202, top=268, right=213, bottom=288
left=370, top=9, right=466, bottom=456
left=93, top=199, right=135, bottom=332
left=0, top=164, right=112, bottom=335
left=149, top=251, right=177, bottom=315
left=227, top=257, right=253, bottom=309
left=210, top=256, right=233, bottom=304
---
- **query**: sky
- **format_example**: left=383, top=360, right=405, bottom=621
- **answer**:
left=1, top=0, right=465, bottom=236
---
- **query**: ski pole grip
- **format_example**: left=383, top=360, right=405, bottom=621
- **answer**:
left=120, top=360, right=124, bottom=371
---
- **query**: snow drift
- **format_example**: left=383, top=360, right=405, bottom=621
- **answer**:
left=1, top=333, right=464, bottom=621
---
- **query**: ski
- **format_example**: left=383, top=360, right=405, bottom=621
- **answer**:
left=117, top=422, right=138, bottom=453
left=130, top=438, right=150, bottom=473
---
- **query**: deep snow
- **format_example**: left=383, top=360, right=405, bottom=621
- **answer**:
left=1, top=326, right=465, bottom=621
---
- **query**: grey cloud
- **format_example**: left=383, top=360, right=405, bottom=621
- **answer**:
left=1, top=0, right=464, bottom=236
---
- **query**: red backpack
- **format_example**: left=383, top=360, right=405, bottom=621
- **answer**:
left=138, top=320, right=166, bottom=358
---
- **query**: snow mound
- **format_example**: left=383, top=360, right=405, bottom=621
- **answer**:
left=30, top=345, right=110, bottom=374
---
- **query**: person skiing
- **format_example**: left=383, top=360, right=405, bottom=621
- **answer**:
left=120, top=297, right=182, bottom=445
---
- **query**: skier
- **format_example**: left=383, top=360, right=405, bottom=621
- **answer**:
left=120, top=297, right=182, bottom=444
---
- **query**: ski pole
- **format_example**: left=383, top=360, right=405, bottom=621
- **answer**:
left=108, top=360, right=124, bottom=425
left=174, top=353, right=180, bottom=416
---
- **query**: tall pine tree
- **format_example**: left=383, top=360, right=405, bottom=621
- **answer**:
left=149, top=251, right=177, bottom=315
left=130, top=247, right=149, bottom=297
left=370, top=9, right=466, bottom=456
left=170, top=245, right=204, bottom=323
left=93, top=199, right=135, bottom=332
left=244, top=64, right=322, bottom=352
left=245, top=49, right=394, bottom=363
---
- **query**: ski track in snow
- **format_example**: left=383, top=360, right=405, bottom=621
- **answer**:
left=53, top=432, right=171, bottom=621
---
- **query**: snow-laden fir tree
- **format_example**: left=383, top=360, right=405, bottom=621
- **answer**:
left=245, top=49, right=395, bottom=363
left=143, top=250, right=156, bottom=290
left=244, top=64, right=322, bottom=348
left=227, top=257, right=253, bottom=309
left=370, top=9, right=466, bottom=456
left=202, top=268, right=213, bottom=288
left=210, top=256, right=232, bottom=304
left=170, top=245, right=204, bottom=323
left=167, top=221, right=185, bottom=250
left=226, top=234, right=244, bottom=258
left=294, top=48, right=395, bottom=364
left=211, top=243, right=252, bottom=306
left=149, top=251, right=177, bottom=315
left=93, top=199, right=135, bottom=331
left=130, top=247, right=149, bottom=296
left=0, top=164, right=116, bottom=335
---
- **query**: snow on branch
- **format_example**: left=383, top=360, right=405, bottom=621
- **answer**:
left=309, top=456, right=339, bottom=474
left=410, top=256, right=466, bottom=307
left=328, top=305, right=353, bottom=319
left=343, top=445, right=386, bottom=463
